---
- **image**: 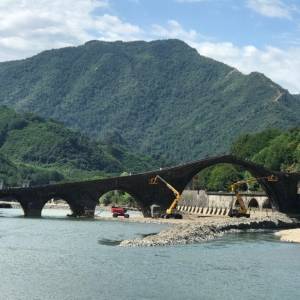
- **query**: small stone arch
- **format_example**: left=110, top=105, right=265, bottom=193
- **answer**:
left=41, top=195, right=73, bottom=217
left=262, top=198, right=272, bottom=209
left=0, top=195, right=24, bottom=216
left=99, top=189, right=141, bottom=209
left=248, top=198, right=259, bottom=209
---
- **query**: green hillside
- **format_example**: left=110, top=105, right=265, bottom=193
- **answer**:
left=0, top=153, right=67, bottom=187
left=0, top=39, right=299, bottom=163
left=194, top=128, right=300, bottom=191
left=231, top=128, right=300, bottom=172
left=0, top=106, right=155, bottom=186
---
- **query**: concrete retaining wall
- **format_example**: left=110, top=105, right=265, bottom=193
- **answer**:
left=180, top=190, right=271, bottom=210
left=177, top=205, right=274, bottom=217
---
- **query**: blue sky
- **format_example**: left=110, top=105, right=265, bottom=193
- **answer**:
left=110, top=0, right=300, bottom=48
left=0, top=0, right=300, bottom=93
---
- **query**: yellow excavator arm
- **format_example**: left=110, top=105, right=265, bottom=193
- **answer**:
left=230, top=183, right=248, bottom=214
left=229, top=175, right=278, bottom=217
left=149, top=175, right=182, bottom=217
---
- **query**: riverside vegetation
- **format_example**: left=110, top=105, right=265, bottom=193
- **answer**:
left=0, top=106, right=156, bottom=186
left=193, top=128, right=300, bottom=191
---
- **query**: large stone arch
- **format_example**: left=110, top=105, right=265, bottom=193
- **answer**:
left=97, top=187, right=145, bottom=213
left=158, top=155, right=286, bottom=211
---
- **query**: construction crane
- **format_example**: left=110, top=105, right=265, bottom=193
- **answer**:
left=229, top=175, right=278, bottom=218
left=149, top=175, right=183, bottom=219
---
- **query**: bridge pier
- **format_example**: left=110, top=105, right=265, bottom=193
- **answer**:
left=67, top=192, right=97, bottom=218
left=25, top=208, right=42, bottom=217
left=68, top=204, right=96, bottom=218
left=140, top=206, right=151, bottom=218
left=19, top=198, right=44, bottom=217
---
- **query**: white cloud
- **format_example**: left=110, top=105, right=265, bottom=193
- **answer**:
left=152, top=20, right=198, bottom=41
left=150, top=20, right=300, bottom=93
left=247, top=0, right=294, bottom=19
left=0, top=0, right=143, bottom=61
left=196, top=42, right=300, bottom=93
left=0, top=2, right=299, bottom=93
left=93, top=14, right=143, bottom=41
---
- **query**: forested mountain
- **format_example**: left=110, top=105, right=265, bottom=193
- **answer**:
left=0, top=39, right=299, bottom=164
left=0, top=106, right=155, bottom=186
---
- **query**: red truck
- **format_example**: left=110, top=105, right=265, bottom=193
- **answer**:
left=111, top=206, right=129, bottom=218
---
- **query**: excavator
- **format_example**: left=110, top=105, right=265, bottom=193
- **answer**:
left=149, top=175, right=183, bottom=219
left=229, top=175, right=278, bottom=218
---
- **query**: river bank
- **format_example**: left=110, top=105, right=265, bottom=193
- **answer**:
left=275, top=228, right=300, bottom=243
left=3, top=204, right=300, bottom=247
left=120, top=213, right=300, bottom=247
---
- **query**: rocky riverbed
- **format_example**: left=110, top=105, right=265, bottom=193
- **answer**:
left=120, top=213, right=300, bottom=247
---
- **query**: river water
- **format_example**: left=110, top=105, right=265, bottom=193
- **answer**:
left=1, top=208, right=300, bottom=300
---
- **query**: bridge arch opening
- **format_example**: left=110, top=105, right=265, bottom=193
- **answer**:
left=248, top=198, right=259, bottom=209
left=98, top=189, right=142, bottom=217
left=262, top=198, right=272, bottom=209
left=185, top=163, right=265, bottom=192
left=0, top=195, right=24, bottom=217
left=41, top=197, right=73, bottom=218
left=180, top=162, right=268, bottom=210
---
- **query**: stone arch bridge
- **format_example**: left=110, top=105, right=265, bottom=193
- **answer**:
left=0, top=155, right=299, bottom=217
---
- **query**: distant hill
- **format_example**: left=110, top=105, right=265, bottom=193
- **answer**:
left=231, top=128, right=300, bottom=172
left=0, top=39, right=299, bottom=164
left=194, top=128, right=300, bottom=191
left=0, top=106, right=155, bottom=186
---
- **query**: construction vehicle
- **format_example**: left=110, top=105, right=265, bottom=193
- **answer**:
left=111, top=206, right=129, bottom=218
left=149, top=175, right=183, bottom=219
left=229, top=175, right=278, bottom=218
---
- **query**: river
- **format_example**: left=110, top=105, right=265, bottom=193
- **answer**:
left=1, top=208, right=300, bottom=300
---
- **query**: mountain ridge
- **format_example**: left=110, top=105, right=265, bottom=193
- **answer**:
left=0, top=39, right=298, bottom=164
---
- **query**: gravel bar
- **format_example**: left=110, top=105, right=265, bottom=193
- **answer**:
left=120, top=214, right=300, bottom=247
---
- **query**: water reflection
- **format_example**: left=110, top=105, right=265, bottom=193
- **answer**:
left=98, top=238, right=122, bottom=246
